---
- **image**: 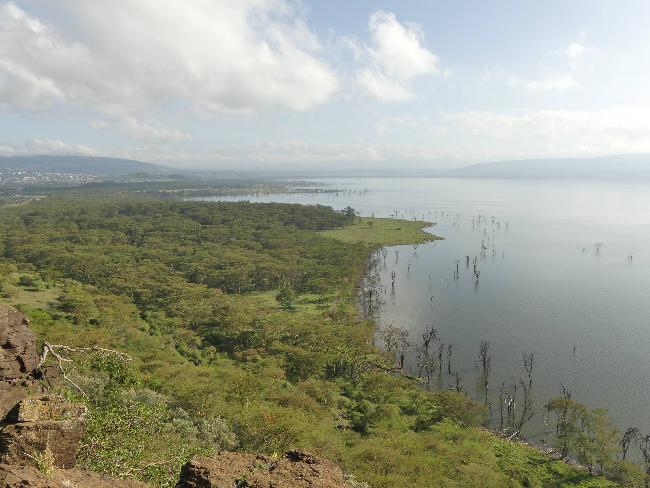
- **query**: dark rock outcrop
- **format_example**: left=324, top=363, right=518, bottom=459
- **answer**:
left=0, top=305, right=39, bottom=385
left=0, top=305, right=87, bottom=472
left=0, top=395, right=87, bottom=468
left=176, top=450, right=352, bottom=488
left=0, top=463, right=150, bottom=487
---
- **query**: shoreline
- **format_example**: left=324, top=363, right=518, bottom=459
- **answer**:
left=337, top=216, right=608, bottom=481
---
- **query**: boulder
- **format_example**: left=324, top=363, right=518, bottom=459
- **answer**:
left=0, top=463, right=151, bottom=487
left=0, top=395, right=87, bottom=469
left=0, top=304, right=39, bottom=384
left=176, top=450, right=352, bottom=488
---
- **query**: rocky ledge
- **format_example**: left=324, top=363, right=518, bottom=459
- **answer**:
left=176, top=450, right=352, bottom=488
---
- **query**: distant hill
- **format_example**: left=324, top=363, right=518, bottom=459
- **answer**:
left=451, top=154, right=650, bottom=180
left=0, top=155, right=173, bottom=175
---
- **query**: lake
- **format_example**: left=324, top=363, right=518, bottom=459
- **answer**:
left=203, top=177, right=650, bottom=442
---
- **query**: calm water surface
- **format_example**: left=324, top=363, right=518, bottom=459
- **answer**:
left=207, top=178, right=650, bottom=440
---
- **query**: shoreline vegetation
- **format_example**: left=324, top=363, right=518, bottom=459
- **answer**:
left=321, top=216, right=442, bottom=245
left=0, top=195, right=632, bottom=487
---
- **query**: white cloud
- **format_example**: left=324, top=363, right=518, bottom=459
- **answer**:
left=357, top=69, right=412, bottom=102
left=481, top=68, right=578, bottom=94
left=525, top=74, right=578, bottom=92
left=357, top=10, right=439, bottom=102
left=368, top=11, right=438, bottom=80
left=90, top=120, right=108, bottom=130
left=0, top=139, right=98, bottom=156
left=120, top=116, right=191, bottom=143
left=563, top=42, right=585, bottom=59
left=0, top=1, right=338, bottom=114
left=446, top=106, right=650, bottom=159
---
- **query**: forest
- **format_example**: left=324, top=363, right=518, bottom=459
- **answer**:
left=0, top=195, right=641, bottom=487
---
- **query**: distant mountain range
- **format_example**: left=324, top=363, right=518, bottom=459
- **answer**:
left=449, top=154, right=650, bottom=179
left=2, top=153, right=650, bottom=180
left=0, top=155, right=172, bottom=175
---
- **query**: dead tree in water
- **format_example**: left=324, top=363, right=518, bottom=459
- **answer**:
left=377, top=324, right=408, bottom=369
left=522, top=352, right=535, bottom=389
left=438, top=343, right=445, bottom=377
left=378, top=324, right=398, bottom=365
left=516, top=378, right=534, bottom=434
left=499, top=381, right=519, bottom=434
left=453, top=372, right=463, bottom=393
left=619, top=427, right=639, bottom=460
left=506, top=383, right=517, bottom=433
left=478, top=341, right=492, bottom=405
left=421, top=326, right=437, bottom=354
left=447, top=344, right=454, bottom=374
left=498, top=382, right=506, bottom=430
left=362, top=274, right=380, bottom=317
left=396, top=330, right=410, bottom=369
left=378, top=324, right=410, bottom=369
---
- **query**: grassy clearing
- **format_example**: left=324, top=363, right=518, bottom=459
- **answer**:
left=1, top=272, right=60, bottom=312
left=321, top=217, right=441, bottom=246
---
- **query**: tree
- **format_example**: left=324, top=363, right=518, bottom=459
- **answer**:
left=421, top=326, right=437, bottom=354
left=640, top=434, right=650, bottom=487
left=620, top=427, right=640, bottom=460
left=546, top=393, right=618, bottom=474
left=522, top=353, right=535, bottom=389
left=478, top=341, right=491, bottom=405
left=276, top=281, right=296, bottom=311
left=589, top=408, right=618, bottom=474
left=378, top=324, right=410, bottom=369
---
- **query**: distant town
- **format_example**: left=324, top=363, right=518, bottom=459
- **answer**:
left=0, top=169, right=99, bottom=186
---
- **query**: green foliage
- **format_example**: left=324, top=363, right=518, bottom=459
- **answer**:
left=547, top=397, right=620, bottom=475
left=18, top=274, right=43, bottom=289
left=0, top=196, right=619, bottom=487
left=275, top=281, right=296, bottom=311
left=78, top=386, right=236, bottom=486
left=321, top=216, right=439, bottom=245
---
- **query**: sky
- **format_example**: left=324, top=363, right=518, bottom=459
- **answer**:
left=1, top=0, right=650, bottom=170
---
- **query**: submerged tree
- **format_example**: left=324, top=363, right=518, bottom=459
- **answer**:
left=516, top=378, right=534, bottom=435
left=478, top=341, right=492, bottom=405
left=522, top=352, right=535, bottom=389
left=379, top=324, right=410, bottom=369
left=620, top=427, right=640, bottom=460
left=453, top=372, right=463, bottom=393
left=421, top=326, right=437, bottom=354
left=447, top=344, right=454, bottom=375
left=437, top=343, right=445, bottom=377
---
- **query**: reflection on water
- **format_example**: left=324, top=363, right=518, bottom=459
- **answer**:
left=200, top=177, right=650, bottom=440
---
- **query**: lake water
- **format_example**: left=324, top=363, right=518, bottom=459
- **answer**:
left=204, top=177, right=650, bottom=441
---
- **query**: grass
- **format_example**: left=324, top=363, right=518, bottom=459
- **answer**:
left=321, top=217, right=441, bottom=246
left=1, top=272, right=60, bottom=312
